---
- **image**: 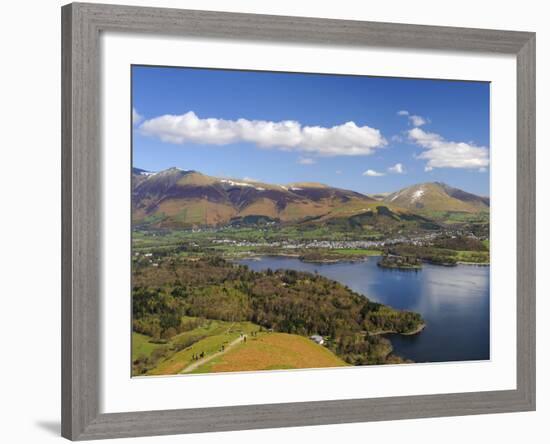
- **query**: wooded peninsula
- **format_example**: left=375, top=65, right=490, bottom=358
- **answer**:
left=132, top=256, right=424, bottom=375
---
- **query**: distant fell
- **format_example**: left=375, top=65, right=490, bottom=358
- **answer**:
left=383, top=182, right=489, bottom=214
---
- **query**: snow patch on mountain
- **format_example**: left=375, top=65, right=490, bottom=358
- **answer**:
left=411, top=189, right=425, bottom=203
left=220, top=179, right=265, bottom=191
left=390, top=190, right=405, bottom=202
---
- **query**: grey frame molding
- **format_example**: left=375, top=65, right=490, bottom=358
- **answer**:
left=61, top=2, right=536, bottom=440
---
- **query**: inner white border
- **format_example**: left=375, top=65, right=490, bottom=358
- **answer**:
left=100, top=32, right=517, bottom=414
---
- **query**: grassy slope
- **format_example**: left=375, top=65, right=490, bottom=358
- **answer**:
left=134, top=318, right=347, bottom=376
left=191, top=332, right=348, bottom=373
left=144, top=320, right=259, bottom=375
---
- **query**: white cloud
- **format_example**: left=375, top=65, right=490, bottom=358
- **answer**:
left=298, top=157, right=316, bottom=165
left=132, top=108, right=143, bottom=125
left=398, top=109, right=427, bottom=127
left=139, top=111, right=387, bottom=156
left=408, top=127, right=489, bottom=170
left=478, top=167, right=488, bottom=173
left=409, top=115, right=427, bottom=127
left=388, top=163, right=405, bottom=174
left=363, top=169, right=385, bottom=177
left=335, top=170, right=342, bottom=175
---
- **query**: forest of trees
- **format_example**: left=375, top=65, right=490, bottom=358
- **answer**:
left=378, top=255, right=422, bottom=269
left=132, top=256, right=424, bottom=365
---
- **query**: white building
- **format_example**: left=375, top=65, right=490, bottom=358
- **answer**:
left=310, top=335, right=325, bottom=345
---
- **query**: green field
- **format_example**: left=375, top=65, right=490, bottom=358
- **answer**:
left=455, top=250, right=490, bottom=264
left=132, top=332, right=164, bottom=358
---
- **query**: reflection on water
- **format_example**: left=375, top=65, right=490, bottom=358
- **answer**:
left=239, top=256, right=490, bottom=363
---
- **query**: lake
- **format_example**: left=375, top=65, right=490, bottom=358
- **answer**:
left=238, top=256, right=490, bottom=363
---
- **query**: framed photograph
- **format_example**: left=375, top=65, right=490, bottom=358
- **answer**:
left=61, top=2, right=536, bottom=440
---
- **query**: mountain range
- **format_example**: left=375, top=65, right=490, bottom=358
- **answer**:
left=132, top=167, right=489, bottom=229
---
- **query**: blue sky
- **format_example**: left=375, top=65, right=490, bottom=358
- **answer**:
left=132, top=65, right=490, bottom=195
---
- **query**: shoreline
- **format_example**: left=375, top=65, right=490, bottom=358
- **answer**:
left=299, top=257, right=369, bottom=264
left=231, top=252, right=371, bottom=264
left=235, top=253, right=490, bottom=267
left=456, top=261, right=490, bottom=266
left=378, top=264, right=422, bottom=270
left=369, top=323, right=426, bottom=337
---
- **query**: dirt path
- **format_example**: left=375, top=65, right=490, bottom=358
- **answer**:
left=179, top=335, right=245, bottom=374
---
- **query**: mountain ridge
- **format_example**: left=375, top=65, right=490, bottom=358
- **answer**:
left=132, top=167, right=488, bottom=229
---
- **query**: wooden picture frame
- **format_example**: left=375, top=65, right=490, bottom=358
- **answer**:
left=61, top=2, right=535, bottom=440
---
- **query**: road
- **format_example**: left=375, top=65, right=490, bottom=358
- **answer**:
left=179, top=335, right=245, bottom=374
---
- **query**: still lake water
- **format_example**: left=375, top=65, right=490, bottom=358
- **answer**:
left=239, top=256, right=490, bottom=363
